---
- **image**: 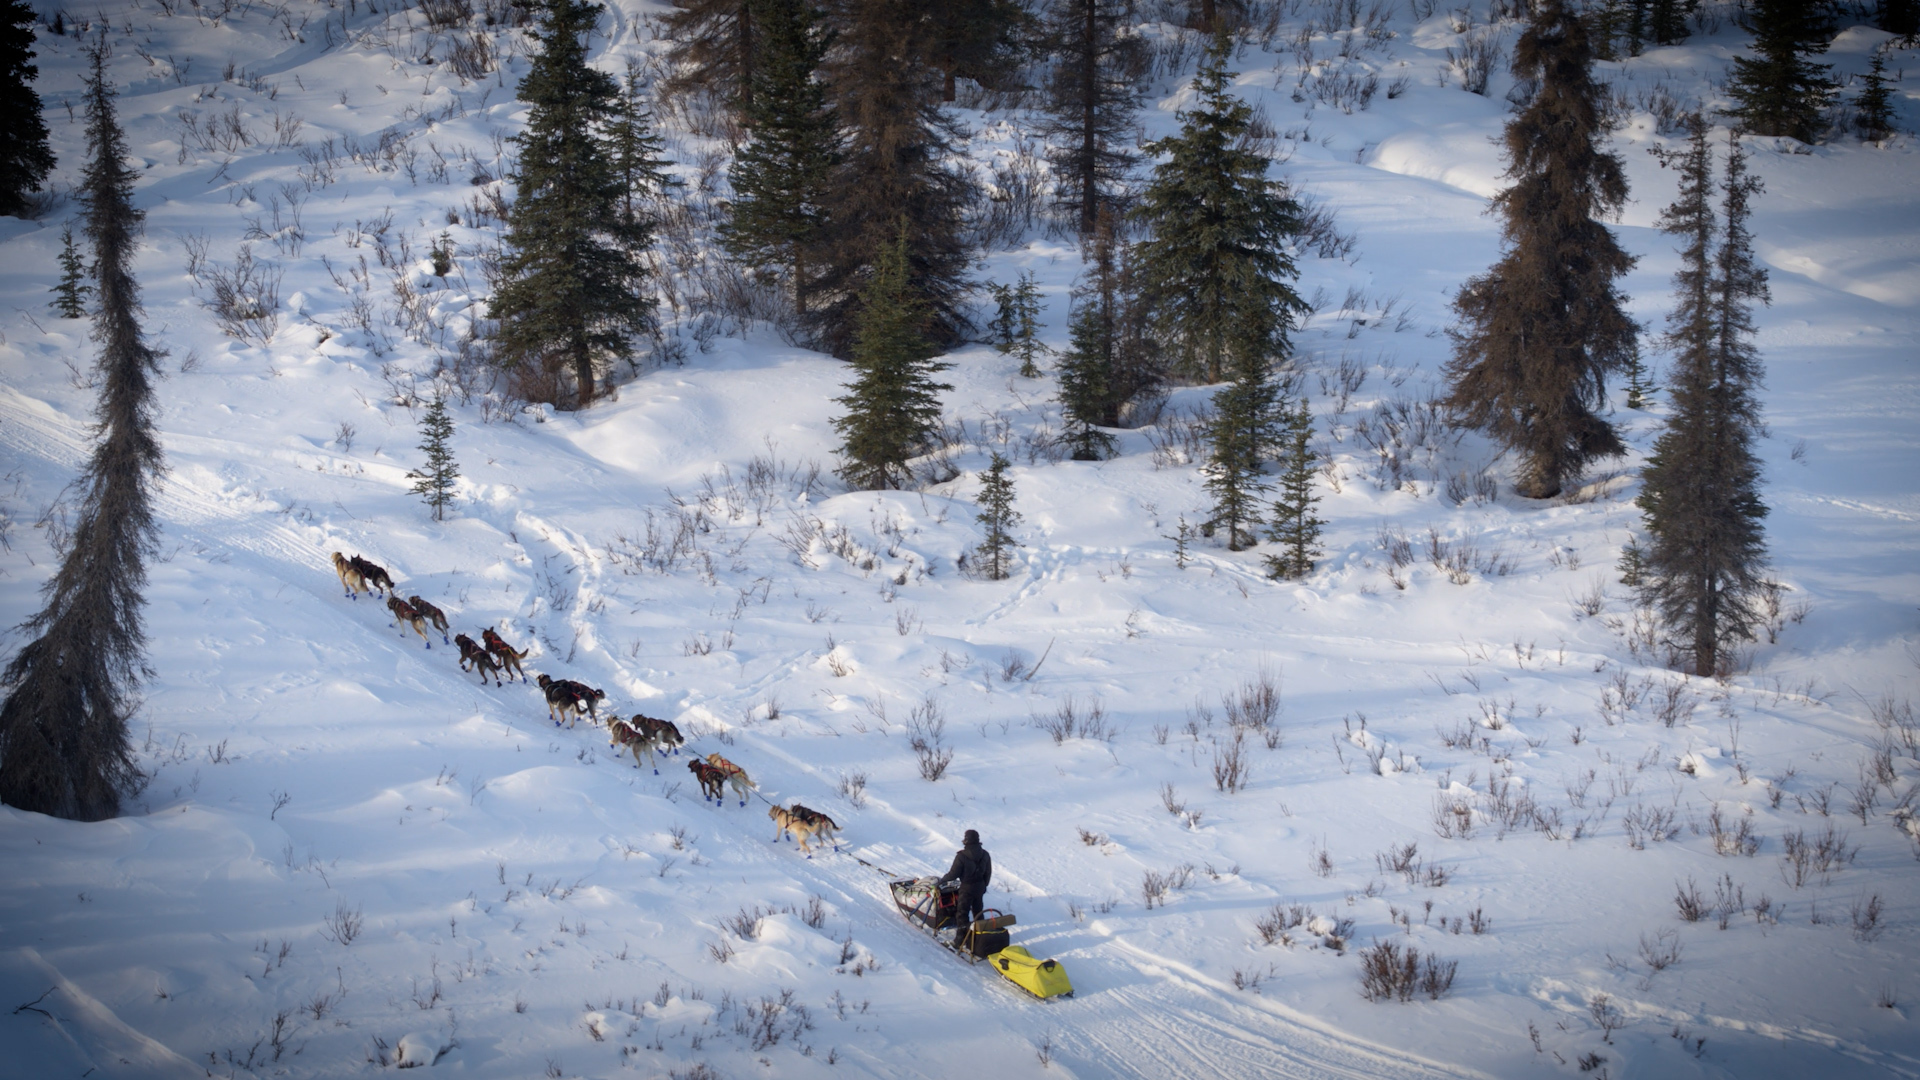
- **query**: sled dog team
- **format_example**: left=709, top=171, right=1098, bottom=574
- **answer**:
left=330, top=551, right=838, bottom=855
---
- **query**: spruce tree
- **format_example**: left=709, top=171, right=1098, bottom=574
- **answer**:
left=1881, top=0, right=1919, bottom=43
left=51, top=223, right=90, bottom=318
left=1726, top=0, right=1836, bottom=144
left=812, top=0, right=974, bottom=358
left=407, top=395, right=460, bottom=521
left=1444, top=0, right=1637, bottom=500
left=1264, top=397, right=1323, bottom=579
left=1008, top=272, right=1047, bottom=377
left=1039, top=0, right=1145, bottom=237
left=986, top=280, right=1019, bottom=351
left=1857, top=52, right=1896, bottom=142
left=1202, top=351, right=1285, bottom=552
left=660, top=0, right=756, bottom=115
left=1056, top=212, right=1125, bottom=459
left=491, top=0, right=654, bottom=411
left=832, top=223, right=953, bottom=490
left=974, top=452, right=1021, bottom=580
left=1132, top=31, right=1305, bottom=384
left=0, top=0, right=53, bottom=217
left=927, top=0, right=1031, bottom=103
left=0, top=45, right=163, bottom=820
left=720, top=0, right=838, bottom=317
left=1637, top=124, right=1770, bottom=677
left=610, top=65, right=675, bottom=251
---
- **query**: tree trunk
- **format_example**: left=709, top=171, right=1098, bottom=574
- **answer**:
left=943, top=68, right=957, bottom=102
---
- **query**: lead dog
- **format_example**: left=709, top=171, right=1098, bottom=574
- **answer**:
left=609, top=717, right=668, bottom=772
left=482, top=627, right=529, bottom=682
left=455, top=634, right=502, bottom=686
left=769, top=804, right=841, bottom=857
left=703, top=753, right=755, bottom=807
left=407, top=596, right=451, bottom=644
left=688, top=759, right=728, bottom=803
left=386, top=596, right=431, bottom=648
left=331, top=552, right=370, bottom=599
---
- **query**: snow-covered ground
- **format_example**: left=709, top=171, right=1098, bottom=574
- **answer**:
left=2, top=2, right=1918, bottom=1077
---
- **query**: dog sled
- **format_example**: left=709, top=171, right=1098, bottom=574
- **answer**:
left=887, top=877, right=1073, bottom=1000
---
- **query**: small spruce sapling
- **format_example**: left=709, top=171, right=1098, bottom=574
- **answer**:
left=1625, top=345, right=1654, bottom=409
left=975, top=452, right=1021, bottom=581
left=407, top=395, right=460, bottom=521
left=1857, top=53, right=1896, bottom=142
left=429, top=231, right=454, bottom=277
left=51, top=223, right=89, bottom=318
left=988, top=273, right=1048, bottom=376
left=1264, top=398, right=1324, bottom=580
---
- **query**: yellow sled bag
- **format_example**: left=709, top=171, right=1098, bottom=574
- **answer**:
left=989, top=945, right=1073, bottom=999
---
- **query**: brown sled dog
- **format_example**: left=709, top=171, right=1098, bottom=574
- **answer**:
left=407, top=596, right=451, bottom=644
left=704, top=753, right=755, bottom=807
left=331, top=552, right=370, bottom=599
left=455, top=634, right=501, bottom=685
left=536, top=674, right=603, bottom=728
left=629, top=714, right=685, bottom=757
left=386, top=596, right=432, bottom=648
left=769, top=804, right=841, bottom=857
left=608, top=717, right=669, bottom=772
left=351, top=555, right=395, bottom=597
left=687, top=759, right=728, bottom=803
left=482, top=627, right=529, bottom=682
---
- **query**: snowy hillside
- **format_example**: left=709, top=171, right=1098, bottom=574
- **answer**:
left=2, top=1, right=1918, bottom=1078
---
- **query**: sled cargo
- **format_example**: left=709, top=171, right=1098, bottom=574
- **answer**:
left=888, top=877, right=1074, bottom=1000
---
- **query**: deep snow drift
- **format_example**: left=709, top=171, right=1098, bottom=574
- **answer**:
left=1, top=2, right=1917, bottom=1078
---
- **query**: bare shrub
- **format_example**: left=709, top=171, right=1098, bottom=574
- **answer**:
left=1588, top=992, right=1624, bottom=1043
left=1223, top=667, right=1282, bottom=747
left=320, top=900, right=364, bottom=945
left=199, top=245, right=282, bottom=345
left=1638, top=928, right=1682, bottom=972
left=1034, top=695, right=1112, bottom=744
left=907, top=698, right=952, bottom=782
left=1850, top=894, right=1885, bottom=942
left=1360, top=940, right=1455, bottom=1002
left=1780, top=824, right=1858, bottom=888
left=836, top=771, right=867, bottom=808
left=1707, top=802, right=1761, bottom=856
left=1672, top=877, right=1708, bottom=922
left=1140, top=864, right=1193, bottom=910
left=1212, top=730, right=1250, bottom=794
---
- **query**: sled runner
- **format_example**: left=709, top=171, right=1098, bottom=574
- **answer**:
left=888, top=877, right=1073, bottom=999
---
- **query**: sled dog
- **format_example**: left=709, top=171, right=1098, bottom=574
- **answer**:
left=455, top=634, right=501, bottom=685
left=386, top=596, right=431, bottom=648
left=406, top=596, right=451, bottom=644
left=482, top=627, right=529, bottom=682
left=688, top=760, right=727, bottom=803
left=331, top=552, right=370, bottom=599
left=770, top=803, right=841, bottom=856
left=537, top=674, right=603, bottom=727
left=350, top=555, right=395, bottom=597
left=609, top=717, right=669, bottom=772
left=704, top=753, right=755, bottom=806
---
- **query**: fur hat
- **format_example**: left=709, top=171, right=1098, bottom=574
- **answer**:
left=963, top=829, right=980, bottom=845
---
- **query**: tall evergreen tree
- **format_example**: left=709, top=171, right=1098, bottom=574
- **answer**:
left=1056, top=208, right=1158, bottom=459
left=1038, top=0, right=1144, bottom=236
left=973, top=452, right=1021, bottom=580
left=721, top=0, right=838, bottom=316
left=1264, top=397, right=1323, bottom=579
left=51, top=223, right=90, bottom=318
left=407, top=395, right=460, bottom=521
left=660, top=0, right=756, bottom=116
left=491, top=0, right=654, bottom=411
left=0, top=45, right=163, bottom=820
left=1856, top=52, right=1896, bottom=142
left=832, top=224, right=953, bottom=490
left=1725, top=0, right=1836, bottom=143
left=1444, top=0, right=1637, bottom=500
left=927, top=0, right=1031, bottom=103
left=610, top=65, right=676, bottom=251
left=0, top=0, right=53, bottom=217
left=812, top=0, right=974, bottom=358
left=1132, top=31, right=1305, bottom=384
left=1638, top=123, right=1770, bottom=677
left=1646, top=0, right=1695, bottom=46
left=1880, top=0, right=1919, bottom=42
